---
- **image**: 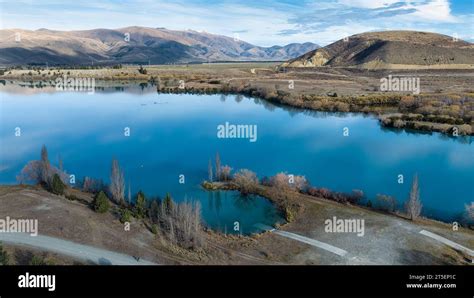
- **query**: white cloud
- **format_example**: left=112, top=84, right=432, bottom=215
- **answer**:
left=407, top=0, right=457, bottom=22
left=338, top=0, right=401, bottom=9
left=0, top=0, right=470, bottom=46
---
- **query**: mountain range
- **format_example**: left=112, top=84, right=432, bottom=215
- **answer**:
left=0, top=26, right=319, bottom=66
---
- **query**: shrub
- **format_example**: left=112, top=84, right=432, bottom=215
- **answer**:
left=50, top=173, right=65, bottom=195
left=269, top=172, right=290, bottom=190
left=233, top=169, right=258, bottom=195
left=376, top=194, right=397, bottom=212
left=138, top=66, right=147, bottom=75
left=349, top=189, right=365, bottom=204
left=29, top=255, right=49, bottom=265
left=151, top=224, right=158, bottom=235
left=134, top=190, right=147, bottom=218
left=93, top=191, right=110, bottom=213
left=149, top=199, right=160, bottom=223
left=162, top=193, right=174, bottom=215
left=284, top=205, right=297, bottom=222
left=0, top=244, right=10, bottom=265
left=120, top=208, right=132, bottom=224
left=393, top=119, right=406, bottom=128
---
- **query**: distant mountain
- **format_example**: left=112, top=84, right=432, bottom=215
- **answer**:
left=0, top=26, right=319, bottom=66
left=282, top=31, right=474, bottom=69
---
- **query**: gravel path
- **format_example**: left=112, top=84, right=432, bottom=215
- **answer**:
left=0, top=232, right=157, bottom=265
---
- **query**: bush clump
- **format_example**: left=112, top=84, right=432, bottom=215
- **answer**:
left=92, top=191, right=110, bottom=213
left=50, top=173, right=65, bottom=195
left=120, top=208, right=132, bottom=224
left=0, top=243, right=10, bottom=265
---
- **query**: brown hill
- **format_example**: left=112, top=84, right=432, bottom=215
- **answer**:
left=282, top=31, right=474, bottom=69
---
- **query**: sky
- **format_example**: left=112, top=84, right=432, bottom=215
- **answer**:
left=0, top=0, right=473, bottom=46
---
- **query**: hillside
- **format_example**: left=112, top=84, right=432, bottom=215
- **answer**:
left=0, top=27, right=319, bottom=66
left=282, top=31, right=474, bottom=69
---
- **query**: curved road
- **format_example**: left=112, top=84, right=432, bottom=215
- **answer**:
left=0, top=232, right=157, bottom=265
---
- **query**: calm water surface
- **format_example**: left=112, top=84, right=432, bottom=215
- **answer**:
left=1, top=84, right=473, bottom=231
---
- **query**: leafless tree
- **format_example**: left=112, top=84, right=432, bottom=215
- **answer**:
left=270, top=172, right=291, bottom=190
left=58, top=154, right=63, bottom=172
left=215, top=152, right=221, bottom=181
left=109, top=158, right=125, bottom=204
left=220, top=165, right=232, bottom=181
left=293, top=175, right=309, bottom=192
left=17, top=160, right=42, bottom=184
left=159, top=198, right=204, bottom=249
left=82, top=177, right=105, bottom=193
left=233, top=169, right=258, bottom=195
left=466, top=202, right=474, bottom=221
left=208, top=159, right=213, bottom=182
left=17, top=146, right=68, bottom=186
left=405, top=174, right=422, bottom=220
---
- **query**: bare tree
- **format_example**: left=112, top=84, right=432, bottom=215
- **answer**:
left=270, top=172, right=290, bottom=190
left=159, top=198, right=203, bottom=249
left=17, top=146, right=67, bottom=186
left=465, top=202, right=474, bottom=221
left=17, top=160, right=42, bottom=184
left=109, top=158, right=125, bottom=204
left=58, top=154, right=63, bottom=172
left=215, top=152, right=221, bottom=181
left=405, top=174, right=422, bottom=220
left=82, top=177, right=105, bottom=193
left=220, top=165, right=232, bottom=181
left=293, top=175, right=309, bottom=192
left=208, top=159, right=213, bottom=182
left=233, top=169, right=258, bottom=195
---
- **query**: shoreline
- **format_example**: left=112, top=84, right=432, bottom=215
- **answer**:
left=1, top=64, right=473, bottom=136
left=1, top=183, right=472, bottom=265
left=201, top=181, right=473, bottom=230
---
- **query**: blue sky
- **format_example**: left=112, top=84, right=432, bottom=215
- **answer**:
left=0, top=0, right=472, bottom=46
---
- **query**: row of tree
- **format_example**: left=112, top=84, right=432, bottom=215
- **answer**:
left=207, top=152, right=232, bottom=182
left=205, top=155, right=427, bottom=222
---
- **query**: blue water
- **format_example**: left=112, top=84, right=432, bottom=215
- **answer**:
left=0, top=85, right=473, bottom=228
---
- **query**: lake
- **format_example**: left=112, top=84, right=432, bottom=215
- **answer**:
left=1, top=83, right=473, bottom=231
